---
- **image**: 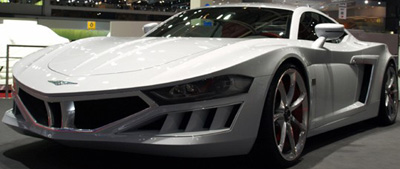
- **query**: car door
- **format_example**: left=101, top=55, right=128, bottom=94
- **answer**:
left=297, top=12, right=361, bottom=127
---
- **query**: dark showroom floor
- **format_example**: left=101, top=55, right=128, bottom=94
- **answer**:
left=0, top=98, right=399, bottom=169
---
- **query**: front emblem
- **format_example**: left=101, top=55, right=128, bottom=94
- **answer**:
left=48, top=80, right=78, bottom=86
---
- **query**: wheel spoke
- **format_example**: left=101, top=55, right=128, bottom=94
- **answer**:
left=278, top=122, right=287, bottom=152
left=279, top=99, right=285, bottom=110
left=388, top=95, right=394, bottom=107
left=385, top=95, right=389, bottom=107
left=291, top=116, right=306, bottom=132
left=386, top=70, right=392, bottom=87
left=388, top=96, right=395, bottom=113
left=286, top=72, right=296, bottom=105
left=391, top=102, right=398, bottom=116
left=290, top=92, right=306, bottom=112
left=278, top=81, right=288, bottom=106
left=287, top=123, right=297, bottom=155
left=274, top=112, right=284, bottom=122
left=387, top=76, right=394, bottom=90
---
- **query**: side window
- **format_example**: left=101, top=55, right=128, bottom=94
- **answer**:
left=298, top=12, right=319, bottom=41
left=298, top=12, right=347, bottom=43
left=319, top=15, right=334, bottom=24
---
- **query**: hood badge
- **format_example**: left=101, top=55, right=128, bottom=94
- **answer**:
left=48, top=80, right=78, bottom=86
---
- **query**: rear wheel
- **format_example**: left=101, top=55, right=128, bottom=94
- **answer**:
left=378, top=62, right=398, bottom=125
left=254, top=63, right=309, bottom=167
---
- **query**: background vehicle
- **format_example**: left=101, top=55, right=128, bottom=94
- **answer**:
left=0, top=20, right=69, bottom=88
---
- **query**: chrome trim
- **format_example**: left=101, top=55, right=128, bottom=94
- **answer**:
left=44, top=102, right=54, bottom=127
left=48, top=80, right=78, bottom=86
left=60, top=101, right=76, bottom=129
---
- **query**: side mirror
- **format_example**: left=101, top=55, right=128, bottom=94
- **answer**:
left=315, top=23, right=344, bottom=40
left=143, top=22, right=159, bottom=34
left=312, top=23, right=344, bottom=48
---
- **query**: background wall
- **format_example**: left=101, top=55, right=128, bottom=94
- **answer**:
left=110, top=21, right=158, bottom=37
left=349, top=29, right=398, bottom=55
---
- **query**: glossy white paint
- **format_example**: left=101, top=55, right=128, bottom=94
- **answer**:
left=3, top=3, right=396, bottom=158
left=312, top=23, right=345, bottom=48
left=142, top=22, right=159, bottom=34
left=315, top=23, right=345, bottom=40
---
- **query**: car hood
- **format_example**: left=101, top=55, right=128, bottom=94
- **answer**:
left=47, top=37, right=243, bottom=77
left=14, top=36, right=294, bottom=94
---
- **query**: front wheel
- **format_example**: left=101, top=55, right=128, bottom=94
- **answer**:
left=253, top=63, right=309, bottom=167
left=378, top=62, right=398, bottom=125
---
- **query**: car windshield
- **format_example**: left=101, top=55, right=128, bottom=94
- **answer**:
left=147, top=7, right=293, bottom=38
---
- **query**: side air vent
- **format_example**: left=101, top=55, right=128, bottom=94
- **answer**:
left=133, top=104, right=241, bottom=134
left=359, top=64, right=373, bottom=103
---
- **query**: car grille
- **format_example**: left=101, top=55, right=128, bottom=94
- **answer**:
left=18, top=89, right=150, bottom=130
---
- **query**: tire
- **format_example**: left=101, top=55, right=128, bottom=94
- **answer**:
left=378, top=62, right=398, bottom=125
left=252, top=63, right=309, bottom=168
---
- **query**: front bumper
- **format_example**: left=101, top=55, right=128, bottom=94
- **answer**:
left=2, top=76, right=270, bottom=157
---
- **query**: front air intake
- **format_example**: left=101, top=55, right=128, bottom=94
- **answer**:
left=18, top=89, right=48, bottom=126
left=18, top=89, right=149, bottom=130
left=74, top=96, right=150, bottom=129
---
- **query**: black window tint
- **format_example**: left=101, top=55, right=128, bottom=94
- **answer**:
left=319, top=15, right=334, bottom=24
left=147, top=7, right=293, bottom=38
left=298, top=12, right=319, bottom=41
left=298, top=12, right=347, bottom=43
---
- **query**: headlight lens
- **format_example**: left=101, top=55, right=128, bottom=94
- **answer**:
left=144, top=75, right=253, bottom=105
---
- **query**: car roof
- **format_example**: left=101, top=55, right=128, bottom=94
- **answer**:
left=207, top=3, right=302, bottom=11
left=205, top=3, right=329, bottom=20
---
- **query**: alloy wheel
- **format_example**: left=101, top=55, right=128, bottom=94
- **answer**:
left=384, top=66, right=398, bottom=121
left=272, top=68, right=308, bottom=161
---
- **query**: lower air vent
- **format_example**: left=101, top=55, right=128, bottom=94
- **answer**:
left=18, top=89, right=48, bottom=126
left=134, top=104, right=241, bottom=134
left=138, top=115, right=168, bottom=131
left=74, top=97, right=149, bottom=129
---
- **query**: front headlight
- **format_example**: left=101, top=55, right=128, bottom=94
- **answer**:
left=144, top=75, right=253, bottom=105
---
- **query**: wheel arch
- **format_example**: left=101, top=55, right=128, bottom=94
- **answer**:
left=387, top=56, right=397, bottom=68
left=273, top=56, right=311, bottom=91
left=377, top=54, right=399, bottom=125
left=264, top=55, right=313, bottom=130
left=280, top=57, right=309, bottom=79
left=375, top=53, right=398, bottom=100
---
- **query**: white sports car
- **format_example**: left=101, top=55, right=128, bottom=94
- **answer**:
left=2, top=3, right=398, bottom=167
